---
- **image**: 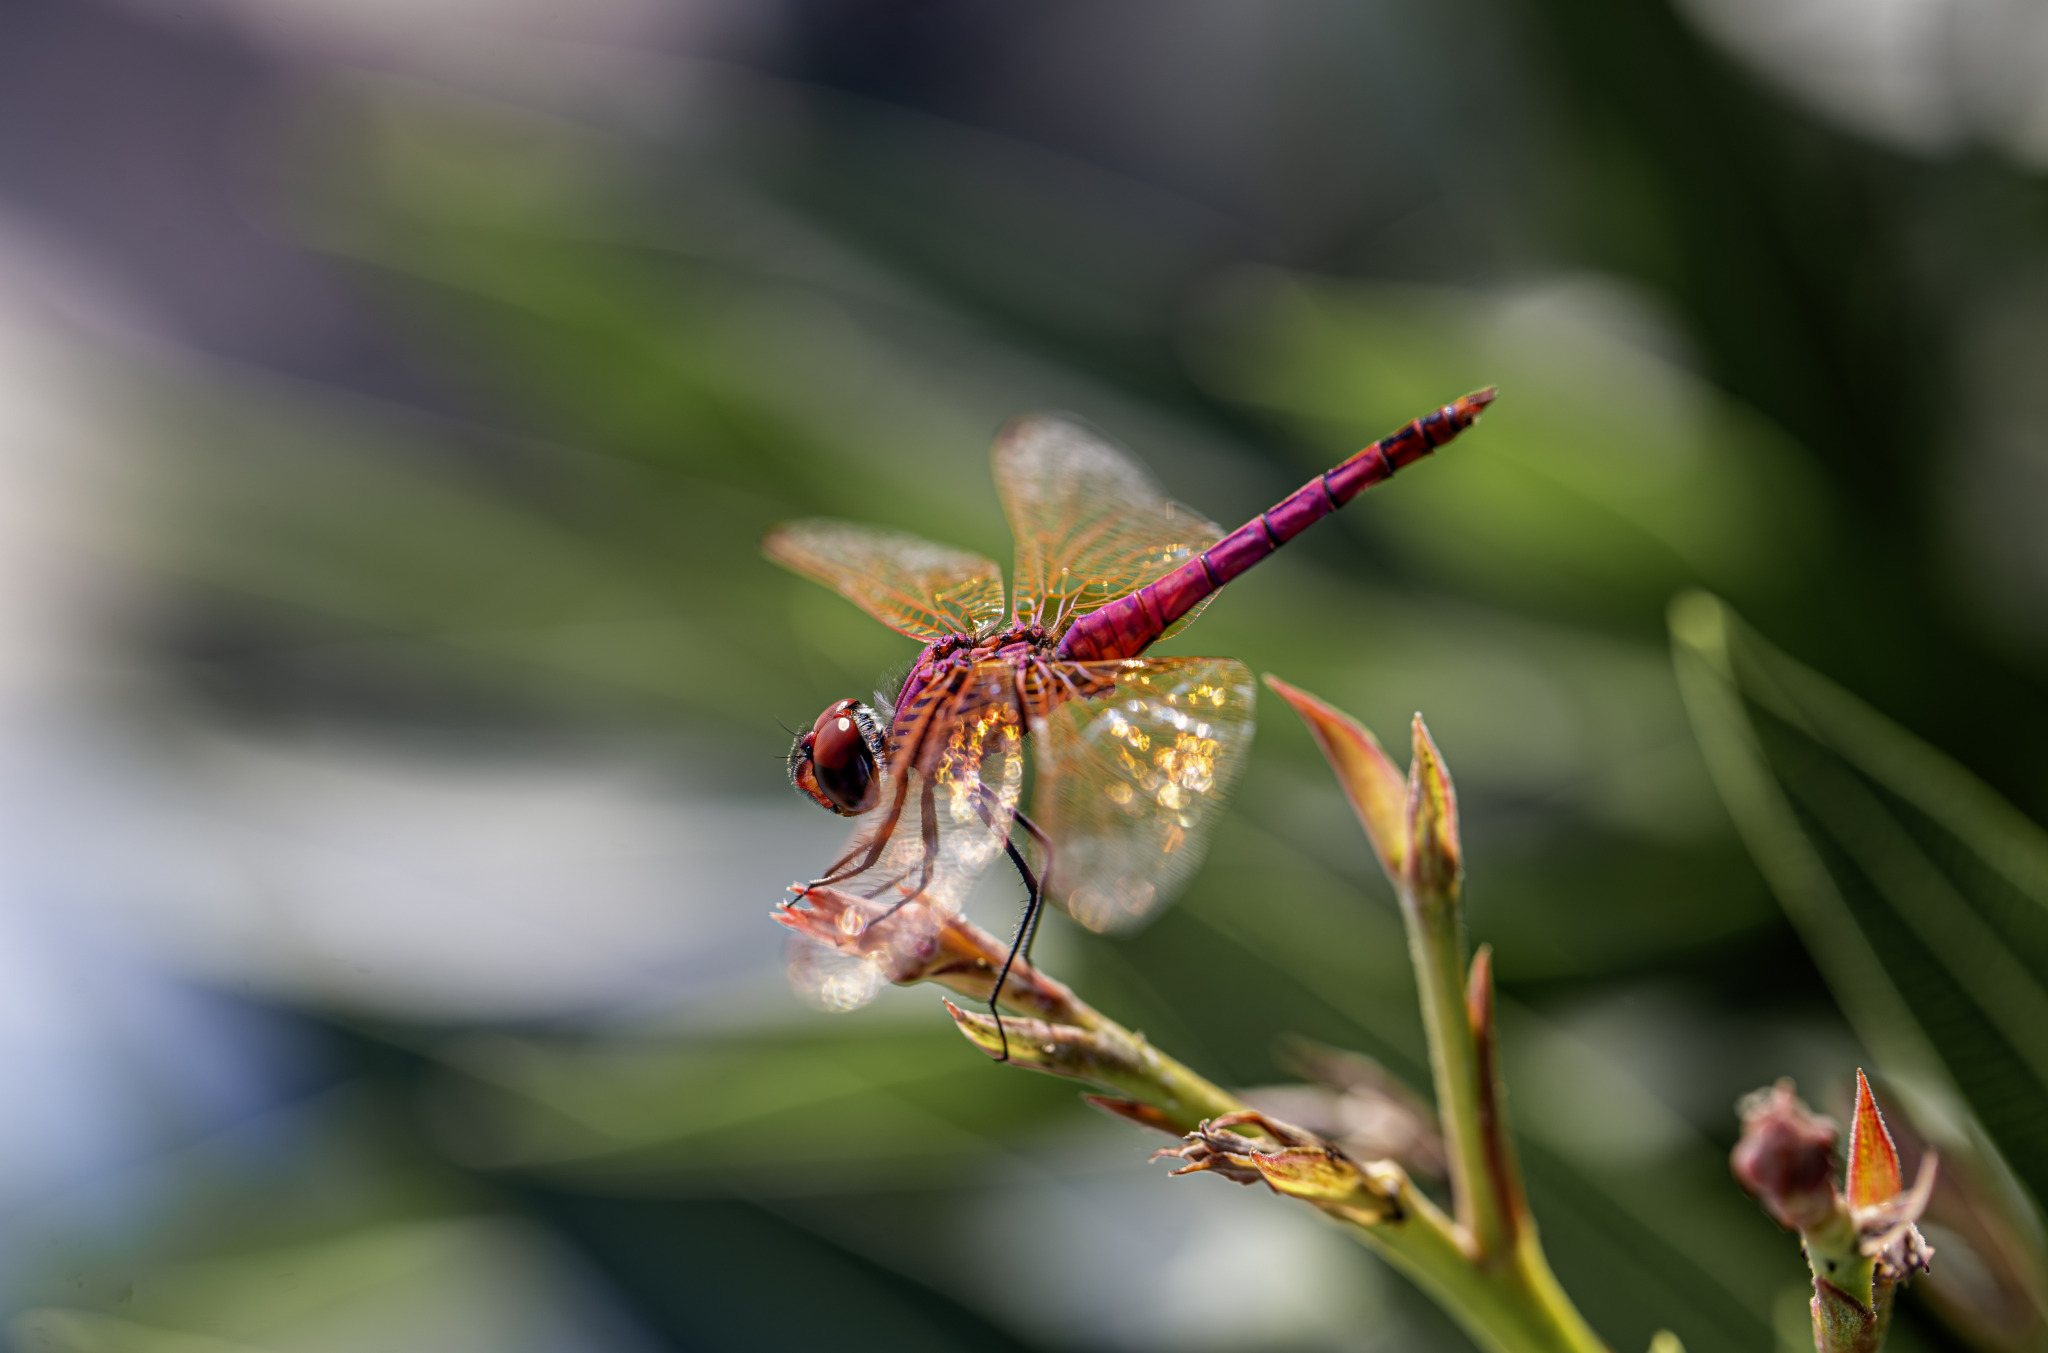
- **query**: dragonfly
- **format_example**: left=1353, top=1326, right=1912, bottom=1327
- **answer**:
left=767, top=389, right=1494, bottom=1051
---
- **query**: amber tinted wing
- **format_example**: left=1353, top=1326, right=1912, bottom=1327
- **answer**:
left=787, top=662, right=1025, bottom=1009
left=764, top=519, right=1006, bottom=641
left=992, top=417, right=1224, bottom=639
left=1036, top=657, right=1256, bottom=933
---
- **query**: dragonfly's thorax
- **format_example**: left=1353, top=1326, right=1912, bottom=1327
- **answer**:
left=892, top=622, right=1058, bottom=727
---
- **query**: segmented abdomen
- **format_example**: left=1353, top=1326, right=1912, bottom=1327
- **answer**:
left=1053, top=389, right=1494, bottom=662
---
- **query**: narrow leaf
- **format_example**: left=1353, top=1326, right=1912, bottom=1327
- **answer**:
left=1083, top=1095, right=1179, bottom=1135
left=1264, top=674, right=1409, bottom=879
left=1671, top=590, right=2048, bottom=1329
left=1848, top=1070, right=1903, bottom=1209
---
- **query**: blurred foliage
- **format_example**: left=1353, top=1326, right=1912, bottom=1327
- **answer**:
left=16, top=1, right=2048, bottom=1351
left=1676, top=593, right=2048, bottom=1347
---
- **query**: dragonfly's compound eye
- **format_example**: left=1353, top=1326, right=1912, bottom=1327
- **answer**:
left=794, top=698, right=886, bottom=815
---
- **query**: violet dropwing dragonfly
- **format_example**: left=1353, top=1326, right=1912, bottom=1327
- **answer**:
left=767, top=389, right=1494, bottom=1043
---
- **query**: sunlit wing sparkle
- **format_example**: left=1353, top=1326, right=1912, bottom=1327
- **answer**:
left=763, top=519, right=1007, bottom=641
left=1036, top=656, right=1257, bottom=932
left=992, top=416, right=1225, bottom=639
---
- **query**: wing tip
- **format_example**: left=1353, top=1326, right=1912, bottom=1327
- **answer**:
left=990, top=410, right=1105, bottom=464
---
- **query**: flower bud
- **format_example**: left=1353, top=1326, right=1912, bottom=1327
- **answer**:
left=1404, top=715, right=1462, bottom=901
left=1731, top=1079, right=1841, bottom=1232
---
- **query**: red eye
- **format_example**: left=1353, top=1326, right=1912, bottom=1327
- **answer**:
left=792, top=698, right=883, bottom=815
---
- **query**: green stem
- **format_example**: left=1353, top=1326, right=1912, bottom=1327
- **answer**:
left=1360, top=1205, right=1610, bottom=1353
left=932, top=908, right=1607, bottom=1353
left=1800, top=1207, right=1893, bottom=1352
left=945, top=1003, right=1239, bottom=1131
left=1406, top=886, right=1512, bottom=1259
left=948, top=1002, right=1608, bottom=1353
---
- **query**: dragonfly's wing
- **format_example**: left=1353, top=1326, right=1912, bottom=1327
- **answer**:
left=764, top=519, right=1006, bottom=641
left=1036, top=656, right=1256, bottom=933
left=787, top=662, right=1026, bottom=1008
left=992, top=417, right=1224, bottom=640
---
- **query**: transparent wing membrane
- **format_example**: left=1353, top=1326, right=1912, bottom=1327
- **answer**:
left=764, top=519, right=1006, bottom=641
left=992, top=417, right=1224, bottom=637
left=1037, top=657, right=1257, bottom=932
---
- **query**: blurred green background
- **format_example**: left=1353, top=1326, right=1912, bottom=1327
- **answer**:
left=3, top=1, right=2048, bottom=1350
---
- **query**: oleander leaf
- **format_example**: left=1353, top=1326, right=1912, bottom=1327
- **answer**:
left=1671, top=591, right=2048, bottom=1324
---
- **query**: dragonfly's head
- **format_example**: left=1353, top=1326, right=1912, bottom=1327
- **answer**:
left=788, top=698, right=887, bottom=816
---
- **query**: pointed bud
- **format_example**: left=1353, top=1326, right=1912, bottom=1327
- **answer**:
left=1735, top=1075, right=1934, bottom=1339
left=942, top=1001, right=1166, bottom=1108
left=944, top=1001, right=1091, bottom=1067
left=1846, top=1069, right=1902, bottom=1210
left=1263, top=675, right=1409, bottom=879
left=1843, top=1073, right=1936, bottom=1280
left=1405, top=715, right=1462, bottom=900
left=1731, top=1079, right=1841, bottom=1232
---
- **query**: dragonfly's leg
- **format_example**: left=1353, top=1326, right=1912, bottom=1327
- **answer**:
left=987, top=809, right=1055, bottom=1064
left=860, top=778, right=943, bottom=930
left=808, top=769, right=911, bottom=890
left=985, top=837, right=1040, bottom=1063
left=854, top=867, right=911, bottom=901
left=913, top=776, right=941, bottom=897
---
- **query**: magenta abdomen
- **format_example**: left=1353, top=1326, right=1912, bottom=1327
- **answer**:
left=1055, top=389, right=1494, bottom=662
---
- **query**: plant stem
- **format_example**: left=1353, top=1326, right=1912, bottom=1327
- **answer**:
left=945, top=1003, right=1239, bottom=1131
left=1407, top=886, right=1511, bottom=1258
left=1390, top=898, right=1605, bottom=1352
left=951, top=985, right=1609, bottom=1353
left=1376, top=1218, right=1611, bottom=1353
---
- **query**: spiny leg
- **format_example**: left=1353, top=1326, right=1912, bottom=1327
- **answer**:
left=964, top=781, right=1040, bottom=1064
left=808, top=768, right=910, bottom=890
left=988, top=809, right=1055, bottom=1063
left=861, top=778, right=942, bottom=932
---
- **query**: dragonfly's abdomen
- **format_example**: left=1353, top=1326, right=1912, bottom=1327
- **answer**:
left=1054, top=388, right=1495, bottom=662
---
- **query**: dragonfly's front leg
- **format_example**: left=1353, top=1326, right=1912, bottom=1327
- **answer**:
left=806, top=667, right=963, bottom=896
left=850, top=777, right=942, bottom=931
left=805, top=767, right=911, bottom=891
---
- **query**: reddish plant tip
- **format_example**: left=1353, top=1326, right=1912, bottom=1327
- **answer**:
left=1732, top=1079, right=1840, bottom=1233
left=1847, top=1069, right=1904, bottom=1210
left=1405, top=715, right=1462, bottom=897
left=1084, top=1095, right=1180, bottom=1136
left=1465, top=945, right=1495, bottom=1039
left=1262, top=674, right=1408, bottom=879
